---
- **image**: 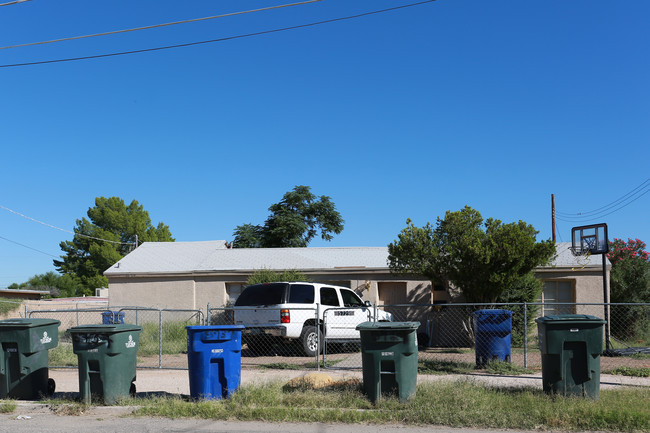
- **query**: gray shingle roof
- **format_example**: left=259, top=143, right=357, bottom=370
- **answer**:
left=104, top=241, right=608, bottom=275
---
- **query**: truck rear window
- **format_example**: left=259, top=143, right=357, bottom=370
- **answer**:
left=235, top=283, right=287, bottom=306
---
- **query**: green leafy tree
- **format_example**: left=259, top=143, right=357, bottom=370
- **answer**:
left=232, top=185, right=344, bottom=248
left=246, top=269, right=310, bottom=286
left=8, top=271, right=85, bottom=298
left=607, top=238, right=650, bottom=339
left=388, top=206, right=555, bottom=303
left=54, top=197, right=174, bottom=294
left=607, top=238, right=650, bottom=302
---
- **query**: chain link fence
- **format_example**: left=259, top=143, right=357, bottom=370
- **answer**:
left=27, top=306, right=203, bottom=369
left=20, top=302, right=650, bottom=375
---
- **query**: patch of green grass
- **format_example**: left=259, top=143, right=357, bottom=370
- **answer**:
left=258, top=359, right=342, bottom=370
left=139, top=321, right=193, bottom=357
left=130, top=381, right=650, bottom=431
left=0, top=400, right=17, bottom=414
left=48, top=342, right=78, bottom=367
left=0, top=298, right=21, bottom=316
left=607, top=366, right=650, bottom=378
left=485, top=360, right=533, bottom=375
left=418, top=359, right=475, bottom=375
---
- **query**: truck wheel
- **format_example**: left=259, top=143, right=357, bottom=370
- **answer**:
left=300, top=326, right=322, bottom=357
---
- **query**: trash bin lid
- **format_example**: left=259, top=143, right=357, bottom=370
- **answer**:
left=356, top=321, right=420, bottom=331
left=474, top=309, right=513, bottom=317
left=0, top=318, right=60, bottom=329
left=69, top=323, right=142, bottom=333
left=535, top=314, right=606, bottom=324
left=186, top=325, right=245, bottom=331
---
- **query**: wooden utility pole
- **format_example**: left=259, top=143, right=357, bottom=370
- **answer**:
left=551, top=194, right=556, bottom=242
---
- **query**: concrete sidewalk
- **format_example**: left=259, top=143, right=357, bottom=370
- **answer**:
left=48, top=367, right=650, bottom=397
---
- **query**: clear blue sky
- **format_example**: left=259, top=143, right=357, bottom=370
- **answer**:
left=1, top=0, right=649, bottom=288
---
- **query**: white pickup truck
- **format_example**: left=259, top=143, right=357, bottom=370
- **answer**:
left=232, top=282, right=392, bottom=356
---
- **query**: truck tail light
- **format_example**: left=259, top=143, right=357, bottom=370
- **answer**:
left=280, top=309, right=290, bottom=323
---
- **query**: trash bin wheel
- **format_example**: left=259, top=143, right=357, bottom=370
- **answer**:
left=47, top=378, right=56, bottom=396
left=130, top=382, right=136, bottom=397
left=300, top=325, right=322, bottom=357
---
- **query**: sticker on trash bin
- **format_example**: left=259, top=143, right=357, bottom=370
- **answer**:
left=570, top=328, right=579, bottom=333
left=40, top=331, right=52, bottom=344
left=125, top=335, right=136, bottom=348
left=382, top=352, right=394, bottom=357
left=211, top=348, right=224, bottom=353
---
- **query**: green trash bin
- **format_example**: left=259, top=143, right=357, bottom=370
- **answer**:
left=0, top=318, right=60, bottom=400
left=69, top=323, right=142, bottom=404
left=356, top=321, right=420, bottom=403
left=535, top=314, right=606, bottom=399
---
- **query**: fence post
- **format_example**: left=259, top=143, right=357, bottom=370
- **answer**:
left=206, top=303, right=210, bottom=326
left=523, top=303, right=528, bottom=369
left=316, top=304, right=321, bottom=372
left=159, top=309, right=163, bottom=369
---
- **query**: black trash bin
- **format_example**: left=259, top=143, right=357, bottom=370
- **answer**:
left=473, top=309, right=512, bottom=368
left=536, top=314, right=606, bottom=399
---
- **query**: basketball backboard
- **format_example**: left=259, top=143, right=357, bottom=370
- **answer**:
left=571, top=223, right=608, bottom=255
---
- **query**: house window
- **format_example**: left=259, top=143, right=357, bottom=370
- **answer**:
left=226, top=283, right=244, bottom=305
left=540, top=280, right=574, bottom=315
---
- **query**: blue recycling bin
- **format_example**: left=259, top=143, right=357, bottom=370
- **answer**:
left=101, top=311, right=125, bottom=324
left=186, top=325, right=244, bottom=400
left=474, top=309, right=513, bottom=367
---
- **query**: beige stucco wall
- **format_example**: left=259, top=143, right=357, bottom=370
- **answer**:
left=109, top=276, right=197, bottom=309
left=107, top=266, right=610, bottom=313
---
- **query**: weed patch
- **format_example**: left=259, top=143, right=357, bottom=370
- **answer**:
left=607, top=366, right=650, bottom=377
left=0, top=400, right=17, bottom=414
left=485, top=360, right=533, bottom=375
left=418, top=359, right=474, bottom=374
left=131, top=381, right=650, bottom=431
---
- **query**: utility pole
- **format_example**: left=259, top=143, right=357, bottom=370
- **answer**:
left=551, top=194, right=556, bottom=242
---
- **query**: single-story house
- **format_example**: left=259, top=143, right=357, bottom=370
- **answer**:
left=0, top=288, right=50, bottom=301
left=104, top=241, right=609, bottom=316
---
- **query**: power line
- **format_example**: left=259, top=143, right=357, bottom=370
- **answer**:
left=0, top=204, right=133, bottom=245
left=0, top=0, right=323, bottom=51
left=555, top=180, right=650, bottom=223
left=0, top=0, right=31, bottom=6
left=0, top=234, right=59, bottom=258
left=556, top=178, right=650, bottom=218
left=0, top=0, right=437, bottom=68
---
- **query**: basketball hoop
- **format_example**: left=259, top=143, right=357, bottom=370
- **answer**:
left=569, top=245, right=591, bottom=270
left=569, top=246, right=584, bottom=256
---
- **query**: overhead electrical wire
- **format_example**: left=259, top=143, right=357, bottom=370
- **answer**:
left=555, top=178, right=650, bottom=223
left=556, top=178, right=650, bottom=217
left=0, top=0, right=437, bottom=68
left=0, top=0, right=323, bottom=51
left=0, top=0, right=31, bottom=6
left=0, top=234, right=59, bottom=258
left=0, top=204, right=134, bottom=245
